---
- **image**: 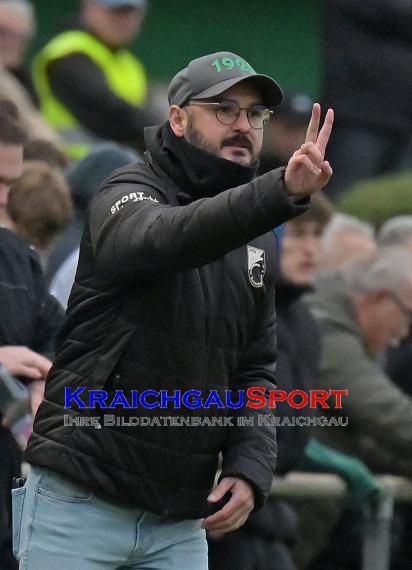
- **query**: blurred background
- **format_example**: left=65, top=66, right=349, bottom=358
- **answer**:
left=28, top=0, right=322, bottom=95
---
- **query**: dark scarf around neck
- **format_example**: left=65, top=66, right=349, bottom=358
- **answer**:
left=145, top=122, right=259, bottom=200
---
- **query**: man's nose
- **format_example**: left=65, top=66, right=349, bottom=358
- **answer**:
left=233, top=109, right=251, bottom=132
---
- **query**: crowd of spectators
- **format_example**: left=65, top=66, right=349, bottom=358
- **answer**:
left=1, top=1, right=412, bottom=569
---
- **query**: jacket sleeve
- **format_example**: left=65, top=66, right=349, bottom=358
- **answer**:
left=89, top=167, right=308, bottom=284
left=218, top=285, right=277, bottom=511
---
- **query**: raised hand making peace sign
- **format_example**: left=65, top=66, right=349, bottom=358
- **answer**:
left=285, top=103, right=334, bottom=197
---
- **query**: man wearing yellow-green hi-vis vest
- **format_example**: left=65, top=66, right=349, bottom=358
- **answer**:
left=34, top=0, right=156, bottom=161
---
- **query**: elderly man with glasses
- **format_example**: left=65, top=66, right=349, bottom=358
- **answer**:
left=305, top=247, right=412, bottom=472
left=18, top=51, right=333, bottom=569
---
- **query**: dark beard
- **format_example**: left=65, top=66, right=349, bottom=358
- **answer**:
left=185, top=117, right=219, bottom=156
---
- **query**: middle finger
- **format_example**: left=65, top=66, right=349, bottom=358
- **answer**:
left=316, top=108, right=334, bottom=156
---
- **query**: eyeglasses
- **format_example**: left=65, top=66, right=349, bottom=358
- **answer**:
left=386, top=291, right=412, bottom=326
left=187, top=99, right=273, bottom=129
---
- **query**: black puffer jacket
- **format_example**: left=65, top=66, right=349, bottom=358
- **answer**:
left=26, top=123, right=308, bottom=518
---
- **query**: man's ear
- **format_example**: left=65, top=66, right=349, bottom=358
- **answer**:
left=169, top=105, right=188, bottom=138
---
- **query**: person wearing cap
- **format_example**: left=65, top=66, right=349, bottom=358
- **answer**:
left=33, top=0, right=155, bottom=161
left=18, top=51, right=333, bottom=568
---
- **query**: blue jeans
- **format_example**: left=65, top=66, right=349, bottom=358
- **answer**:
left=12, top=466, right=207, bottom=569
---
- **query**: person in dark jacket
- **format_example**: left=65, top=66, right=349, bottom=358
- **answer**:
left=0, top=97, right=64, bottom=570
left=19, top=51, right=334, bottom=569
left=320, top=0, right=412, bottom=198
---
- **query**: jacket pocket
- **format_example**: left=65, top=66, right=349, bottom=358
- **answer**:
left=11, top=486, right=26, bottom=559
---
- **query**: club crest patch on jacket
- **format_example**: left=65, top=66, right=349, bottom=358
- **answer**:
left=247, top=245, right=266, bottom=288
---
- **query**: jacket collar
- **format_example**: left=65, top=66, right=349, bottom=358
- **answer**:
left=144, top=122, right=259, bottom=203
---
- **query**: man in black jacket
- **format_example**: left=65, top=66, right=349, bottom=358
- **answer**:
left=20, top=51, right=333, bottom=569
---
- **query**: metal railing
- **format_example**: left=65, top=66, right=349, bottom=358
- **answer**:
left=271, top=473, right=412, bottom=570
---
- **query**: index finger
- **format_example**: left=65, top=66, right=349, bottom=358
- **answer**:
left=305, top=103, right=321, bottom=144
left=316, top=108, right=334, bottom=156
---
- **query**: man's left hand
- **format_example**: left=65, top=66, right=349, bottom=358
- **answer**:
left=202, top=476, right=254, bottom=539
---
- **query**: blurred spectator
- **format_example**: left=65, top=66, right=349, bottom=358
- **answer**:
left=276, top=192, right=332, bottom=290
left=377, top=216, right=412, bottom=570
left=33, top=0, right=159, bottom=160
left=378, top=215, right=412, bottom=253
left=304, top=248, right=412, bottom=569
left=6, top=160, right=73, bottom=267
left=0, top=1, right=61, bottom=143
left=46, top=142, right=139, bottom=288
left=0, top=0, right=37, bottom=103
left=378, top=216, right=412, bottom=397
left=259, top=91, right=313, bottom=175
left=319, top=212, right=377, bottom=272
left=0, top=97, right=63, bottom=569
left=275, top=194, right=333, bottom=470
left=23, top=138, right=69, bottom=170
left=0, top=66, right=61, bottom=143
left=321, top=0, right=412, bottom=198
left=305, top=248, right=412, bottom=477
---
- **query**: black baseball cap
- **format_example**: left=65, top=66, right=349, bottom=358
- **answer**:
left=168, top=51, right=283, bottom=109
